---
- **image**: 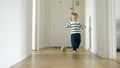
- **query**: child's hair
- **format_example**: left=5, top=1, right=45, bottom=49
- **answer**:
left=71, top=12, right=78, bottom=16
left=71, top=12, right=78, bottom=21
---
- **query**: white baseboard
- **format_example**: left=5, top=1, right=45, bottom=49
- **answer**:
left=91, top=48, right=97, bottom=54
left=0, top=53, right=32, bottom=68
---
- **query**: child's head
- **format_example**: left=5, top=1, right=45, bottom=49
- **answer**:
left=71, top=12, right=78, bottom=21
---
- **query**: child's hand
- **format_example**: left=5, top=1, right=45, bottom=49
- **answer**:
left=65, top=25, right=68, bottom=28
left=82, top=26, right=86, bottom=29
left=84, top=26, right=86, bottom=29
left=65, top=24, right=69, bottom=28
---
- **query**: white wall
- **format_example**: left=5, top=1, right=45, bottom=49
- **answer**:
left=85, top=0, right=92, bottom=50
left=95, top=0, right=108, bottom=58
left=85, top=0, right=109, bottom=58
left=0, top=0, right=32, bottom=67
left=35, top=0, right=48, bottom=49
left=85, top=0, right=98, bottom=53
left=39, top=0, right=47, bottom=48
left=90, top=0, right=97, bottom=54
left=115, top=0, right=120, bottom=19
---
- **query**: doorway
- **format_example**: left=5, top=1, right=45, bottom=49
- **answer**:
left=33, top=0, right=85, bottom=50
left=115, top=0, right=120, bottom=62
left=49, top=0, right=85, bottom=47
left=116, top=19, right=120, bottom=61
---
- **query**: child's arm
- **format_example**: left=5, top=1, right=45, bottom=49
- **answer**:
left=82, top=26, right=86, bottom=29
left=80, top=23, right=86, bottom=29
left=65, top=23, right=70, bottom=28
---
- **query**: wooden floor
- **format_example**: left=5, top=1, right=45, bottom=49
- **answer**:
left=114, top=52, right=120, bottom=63
left=11, top=48, right=120, bottom=68
left=117, top=52, right=120, bottom=60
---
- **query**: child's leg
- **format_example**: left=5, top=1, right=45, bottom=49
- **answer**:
left=76, top=34, right=81, bottom=49
left=71, top=34, right=77, bottom=51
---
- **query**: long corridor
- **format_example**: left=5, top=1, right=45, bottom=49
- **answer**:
left=11, top=48, right=120, bottom=68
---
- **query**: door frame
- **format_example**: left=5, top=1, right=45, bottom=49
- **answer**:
left=32, top=0, right=36, bottom=50
left=108, top=0, right=116, bottom=59
left=89, top=16, right=92, bottom=51
left=34, top=0, right=40, bottom=50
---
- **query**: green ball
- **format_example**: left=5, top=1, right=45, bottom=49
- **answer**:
left=61, top=46, right=66, bottom=52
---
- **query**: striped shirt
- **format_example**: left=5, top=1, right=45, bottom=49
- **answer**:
left=66, top=21, right=85, bottom=34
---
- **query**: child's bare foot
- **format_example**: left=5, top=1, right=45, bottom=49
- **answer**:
left=73, top=50, right=77, bottom=53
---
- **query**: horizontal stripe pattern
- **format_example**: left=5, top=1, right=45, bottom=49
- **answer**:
left=67, top=21, right=83, bottom=34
